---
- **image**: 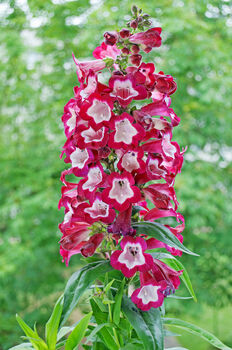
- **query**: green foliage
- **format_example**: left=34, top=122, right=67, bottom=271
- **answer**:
left=1, top=0, right=232, bottom=348
left=132, top=221, right=197, bottom=256
left=164, top=318, right=232, bottom=350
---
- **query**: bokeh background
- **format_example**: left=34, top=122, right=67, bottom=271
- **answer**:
left=1, top=0, right=232, bottom=348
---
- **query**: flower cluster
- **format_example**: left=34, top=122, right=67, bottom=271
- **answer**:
left=59, top=6, right=185, bottom=311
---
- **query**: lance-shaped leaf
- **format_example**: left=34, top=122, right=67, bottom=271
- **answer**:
left=16, top=315, right=48, bottom=350
left=60, top=260, right=113, bottom=326
left=163, top=318, right=232, bottom=350
left=132, top=221, right=198, bottom=256
left=45, top=295, right=63, bottom=349
left=65, top=312, right=92, bottom=350
left=90, top=298, right=118, bottom=350
left=150, top=252, right=197, bottom=302
left=122, top=295, right=164, bottom=350
left=113, top=278, right=125, bottom=325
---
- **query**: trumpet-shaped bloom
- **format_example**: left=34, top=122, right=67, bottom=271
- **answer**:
left=102, top=171, right=141, bottom=211
left=131, top=280, right=166, bottom=311
left=110, top=236, right=153, bottom=278
left=109, top=75, right=147, bottom=107
left=109, top=113, right=145, bottom=149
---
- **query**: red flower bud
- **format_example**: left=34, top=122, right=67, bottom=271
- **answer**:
left=129, top=54, right=142, bottom=66
left=144, top=46, right=152, bottom=53
left=131, top=44, right=140, bottom=53
left=119, top=28, right=130, bottom=39
left=104, top=31, right=118, bottom=46
left=130, top=20, right=138, bottom=29
left=112, top=70, right=124, bottom=76
left=121, top=47, right=130, bottom=55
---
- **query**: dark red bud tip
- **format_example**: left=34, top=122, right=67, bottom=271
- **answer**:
left=121, top=47, right=130, bottom=55
left=131, top=44, right=140, bottom=54
left=104, top=31, right=118, bottom=46
left=130, top=20, right=138, bottom=29
left=144, top=46, right=152, bottom=53
left=130, top=54, right=142, bottom=66
left=119, top=28, right=130, bottom=39
left=112, top=70, right=124, bottom=76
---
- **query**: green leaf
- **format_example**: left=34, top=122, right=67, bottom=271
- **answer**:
left=120, top=344, right=141, bottom=350
left=165, top=348, right=188, bottom=350
left=45, top=295, right=63, bottom=349
left=16, top=315, right=47, bottom=350
left=104, top=279, right=115, bottom=293
left=163, top=318, right=232, bottom=350
left=85, top=323, right=112, bottom=343
left=113, top=278, right=125, bottom=325
left=150, top=252, right=197, bottom=302
left=65, top=312, right=92, bottom=350
left=57, top=325, right=76, bottom=341
left=90, top=298, right=118, bottom=350
left=60, top=260, right=113, bottom=326
left=122, top=295, right=164, bottom=350
left=132, top=221, right=198, bottom=256
left=8, top=344, right=34, bottom=350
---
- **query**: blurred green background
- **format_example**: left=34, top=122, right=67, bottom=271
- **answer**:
left=1, top=0, right=232, bottom=348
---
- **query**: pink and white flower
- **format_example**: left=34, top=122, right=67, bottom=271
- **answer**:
left=131, top=280, right=166, bottom=311
left=109, top=113, right=145, bottom=150
left=117, top=148, right=145, bottom=174
left=75, top=125, right=109, bottom=150
left=109, top=75, right=147, bottom=107
left=81, top=193, right=116, bottom=224
left=110, top=236, right=153, bottom=278
left=72, top=53, right=106, bottom=82
left=93, top=42, right=120, bottom=60
left=78, top=163, right=105, bottom=198
left=102, top=171, right=141, bottom=211
left=81, top=93, right=113, bottom=129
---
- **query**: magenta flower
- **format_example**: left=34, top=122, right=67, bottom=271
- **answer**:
left=109, top=113, right=145, bottom=150
left=117, top=147, right=145, bottom=174
left=75, top=125, right=109, bottom=150
left=102, top=171, right=141, bottom=211
left=129, top=27, right=162, bottom=52
left=93, top=42, right=120, bottom=60
left=72, top=53, right=106, bottom=82
left=80, top=93, right=114, bottom=129
left=131, top=280, right=166, bottom=311
left=109, top=75, right=147, bottom=107
left=80, top=193, right=116, bottom=224
left=110, top=236, right=153, bottom=278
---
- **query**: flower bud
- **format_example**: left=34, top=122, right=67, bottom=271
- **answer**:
left=112, top=70, right=124, bottom=76
left=131, top=5, right=138, bottom=16
left=121, top=47, right=130, bottom=55
left=119, top=28, right=130, bottom=39
left=130, top=20, right=138, bottom=29
left=131, top=44, right=140, bottom=53
left=129, top=54, right=142, bottom=66
left=104, top=31, right=118, bottom=46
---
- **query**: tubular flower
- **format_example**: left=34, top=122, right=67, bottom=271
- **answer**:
left=59, top=8, right=186, bottom=312
left=110, top=236, right=153, bottom=278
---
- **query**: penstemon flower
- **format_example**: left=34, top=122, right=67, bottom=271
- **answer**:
left=59, top=5, right=186, bottom=311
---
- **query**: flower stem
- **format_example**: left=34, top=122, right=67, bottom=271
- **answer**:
left=108, top=302, right=120, bottom=348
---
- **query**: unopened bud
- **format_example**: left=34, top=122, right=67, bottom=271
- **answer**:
left=104, top=31, right=118, bottom=46
left=119, top=28, right=130, bottom=39
left=131, top=44, right=140, bottom=54
left=130, top=20, right=138, bottom=29
left=129, top=54, right=142, bottom=66
left=121, top=47, right=130, bottom=55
